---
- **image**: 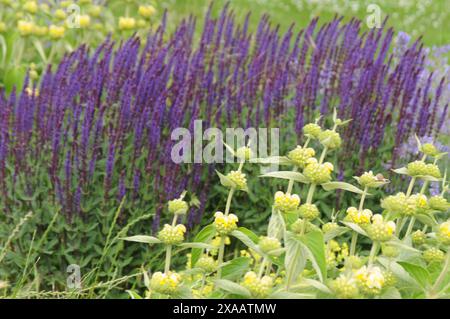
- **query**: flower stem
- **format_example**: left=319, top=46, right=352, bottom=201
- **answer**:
left=216, top=236, right=226, bottom=279
left=406, top=177, right=416, bottom=197
left=368, top=241, right=379, bottom=265
left=306, top=183, right=316, bottom=204
left=286, top=167, right=298, bottom=195
left=164, top=245, right=172, bottom=273
left=258, top=258, right=267, bottom=278
left=404, top=217, right=416, bottom=239
left=224, top=188, right=234, bottom=216
left=359, top=186, right=368, bottom=212
left=429, top=251, right=450, bottom=298
left=350, top=232, right=358, bottom=256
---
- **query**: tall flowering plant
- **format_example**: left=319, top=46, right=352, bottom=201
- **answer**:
left=124, top=113, right=449, bottom=299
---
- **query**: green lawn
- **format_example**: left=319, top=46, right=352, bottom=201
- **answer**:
left=160, top=0, right=450, bottom=46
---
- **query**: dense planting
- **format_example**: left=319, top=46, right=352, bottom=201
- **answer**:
left=124, top=114, right=450, bottom=299
left=0, top=3, right=448, bottom=299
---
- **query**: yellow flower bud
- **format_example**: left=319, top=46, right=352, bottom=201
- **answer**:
left=48, top=25, right=65, bottom=39
left=78, top=15, right=91, bottom=28
left=23, top=1, right=38, bottom=14
left=138, top=5, right=156, bottom=18
left=118, top=17, right=136, bottom=30
left=17, top=20, right=35, bottom=36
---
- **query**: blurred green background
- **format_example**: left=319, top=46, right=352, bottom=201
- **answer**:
left=161, top=0, right=450, bottom=46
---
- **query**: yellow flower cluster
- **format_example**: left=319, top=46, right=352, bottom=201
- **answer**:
left=366, top=214, right=396, bottom=242
left=303, top=158, right=333, bottom=184
left=226, top=170, right=247, bottom=190
left=138, top=5, right=157, bottom=18
left=423, top=247, right=445, bottom=264
left=118, top=17, right=136, bottom=30
left=236, top=146, right=252, bottom=161
left=287, top=146, right=315, bottom=168
left=157, top=224, right=186, bottom=245
left=273, top=191, right=300, bottom=213
left=330, top=274, right=359, bottom=299
left=326, top=240, right=349, bottom=268
left=168, top=198, right=189, bottom=215
left=318, top=129, right=342, bottom=149
left=49, top=25, right=65, bottom=39
left=241, top=271, right=273, bottom=298
left=303, top=123, right=322, bottom=138
left=437, top=221, right=450, bottom=245
left=196, top=255, right=217, bottom=273
left=354, top=265, right=385, bottom=295
left=258, top=236, right=281, bottom=254
left=150, top=271, right=182, bottom=295
left=345, top=207, right=372, bottom=225
left=214, top=212, right=238, bottom=235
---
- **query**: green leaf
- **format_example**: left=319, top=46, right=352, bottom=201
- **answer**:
left=191, top=224, right=216, bottom=267
left=398, top=262, right=431, bottom=289
left=321, top=182, right=366, bottom=194
left=392, top=167, right=409, bottom=175
left=237, top=227, right=259, bottom=243
left=285, top=232, right=307, bottom=288
left=126, top=290, right=143, bottom=299
left=415, top=214, right=438, bottom=227
left=221, top=257, right=251, bottom=280
left=269, top=291, right=315, bottom=299
left=301, top=231, right=327, bottom=282
left=216, top=170, right=236, bottom=188
left=214, top=279, right=251, bottom=298
left=253, top=156, right=293, bottom=165
left=178, top=242, right=215, bottom=250
left=341, top=221, right=368, bottom=237
left=324, top=226, right=349, bottom=241
left=260, top=171, right=309, bottom=183
left=380, top=287, right=402, bottom=299
left=378, top=257, right=422, bottom=290
left=267, top=207, right=285, bottom=240
left=231, top=230, right=264, bottom=256
left=120, top=235, right=161, bottom=244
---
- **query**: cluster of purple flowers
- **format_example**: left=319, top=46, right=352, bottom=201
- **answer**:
left=0, top=7, right=447, bottom=229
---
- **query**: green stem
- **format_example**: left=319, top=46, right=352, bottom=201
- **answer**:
left=404, top=217, right=416, bottom=239
left=286, top=167, right=298, bottom=195
left=350, top=232, right=358, bottom=256
left=303, top=137, right=311, bottom=148
left=396, top=217, right=407, bottom=237
left=359, top=186, right=368, bottom=212
left=368, top=241, right=379, bottom=265
left=319, top=146, right=328, bottom=164
left=406, top=177, right=416, bottom=197
left=164, top=245, right=172, bottom=273
left=224, top=188, right=234, bottom=216
left=216, top=236, right=226, bottom=279
left=429, top=251, right=450, bottom=297
left=306, top=183, right=316, bottom=204
left=258, top=258, right=266, bottom=278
